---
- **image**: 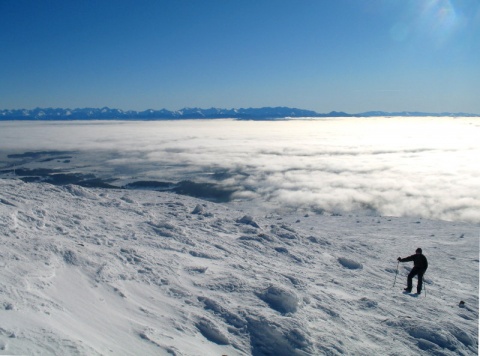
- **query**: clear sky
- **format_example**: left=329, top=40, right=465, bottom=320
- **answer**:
left=1, top=0, right=479, bottom=113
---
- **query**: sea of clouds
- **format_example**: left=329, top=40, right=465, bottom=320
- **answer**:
left=1, top=117, right=479, bottom=223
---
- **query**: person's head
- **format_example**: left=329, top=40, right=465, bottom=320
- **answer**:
left=416, top=248, right=422, bottom=254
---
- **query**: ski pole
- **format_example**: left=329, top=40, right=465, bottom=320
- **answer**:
left=393, top=261, right=399, bottom=287
left=424, top=273, right=427, bottom=298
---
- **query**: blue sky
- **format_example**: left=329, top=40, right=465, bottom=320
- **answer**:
left=1, top=0, right=479, bottom=113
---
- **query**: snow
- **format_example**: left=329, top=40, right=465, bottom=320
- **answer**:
left=0, top=178, right=478, bottom=355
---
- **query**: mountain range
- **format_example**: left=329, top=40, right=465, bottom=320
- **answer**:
left=1, top=107, right=478, bottom=120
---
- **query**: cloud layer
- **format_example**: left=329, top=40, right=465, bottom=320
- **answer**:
left=1, top=118, right=479, bottom=223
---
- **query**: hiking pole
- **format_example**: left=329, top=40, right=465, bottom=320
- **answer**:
left=424, top=273, right=427, bottom=298
left=393, top=261, right=399, bottom=287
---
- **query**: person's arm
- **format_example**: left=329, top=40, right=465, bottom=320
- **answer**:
left=397, top=255, right=414, bottom=262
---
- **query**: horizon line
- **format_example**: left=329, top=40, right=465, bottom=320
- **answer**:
left=1, top=106, right=479, bottom=116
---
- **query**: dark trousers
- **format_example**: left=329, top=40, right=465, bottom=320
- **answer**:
left=407, top=267, right=426, bottom=293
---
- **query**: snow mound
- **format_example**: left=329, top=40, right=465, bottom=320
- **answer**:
left=246, top=316, right=313, bottom=356
left=191, top=204, right=205, bottom=214
left=386, top=318, right=476, bottom=354
left=257, top=285, right=299, bottom=314
left=237, top=215, right=260, bottom=228
left=338, top=257, right=363, bottom=270
left=64, top=184, right=98, bottom=199
left=195, top=317, right=230, bottom=345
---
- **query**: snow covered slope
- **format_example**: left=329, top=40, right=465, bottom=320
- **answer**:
left=0, top=179, right=478, bottom=355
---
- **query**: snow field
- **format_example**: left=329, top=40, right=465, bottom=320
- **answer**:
left=0, top=179, right=478, bottom=355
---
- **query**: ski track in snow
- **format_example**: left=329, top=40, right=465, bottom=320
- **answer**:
left=0, top=179, right=478, bottom=355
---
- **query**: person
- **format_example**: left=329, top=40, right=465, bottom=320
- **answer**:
left=397, top=248, right=428, bottom=294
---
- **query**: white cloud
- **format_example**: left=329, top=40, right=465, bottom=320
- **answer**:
left=1, top=117, right=479, bottom=223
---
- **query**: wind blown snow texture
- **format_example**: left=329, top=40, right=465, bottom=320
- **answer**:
left=0, top=179, right=478, bottom=355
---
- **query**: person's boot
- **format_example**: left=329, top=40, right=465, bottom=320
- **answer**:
left=404, top=288, right=411, bottom=292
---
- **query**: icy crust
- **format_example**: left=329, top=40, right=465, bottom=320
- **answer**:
left=0, top=179, right=478, bottom=355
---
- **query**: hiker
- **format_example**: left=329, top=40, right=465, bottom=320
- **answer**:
left=397, top=248, right=428, bottom=294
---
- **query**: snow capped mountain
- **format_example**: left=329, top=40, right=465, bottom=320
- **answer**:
left=1, top=107, right=478, bottom=120
left=0, top=178, right=478, bottom=355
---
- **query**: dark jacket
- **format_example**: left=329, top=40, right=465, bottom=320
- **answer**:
left=400, top=253, right=428, bottom=270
